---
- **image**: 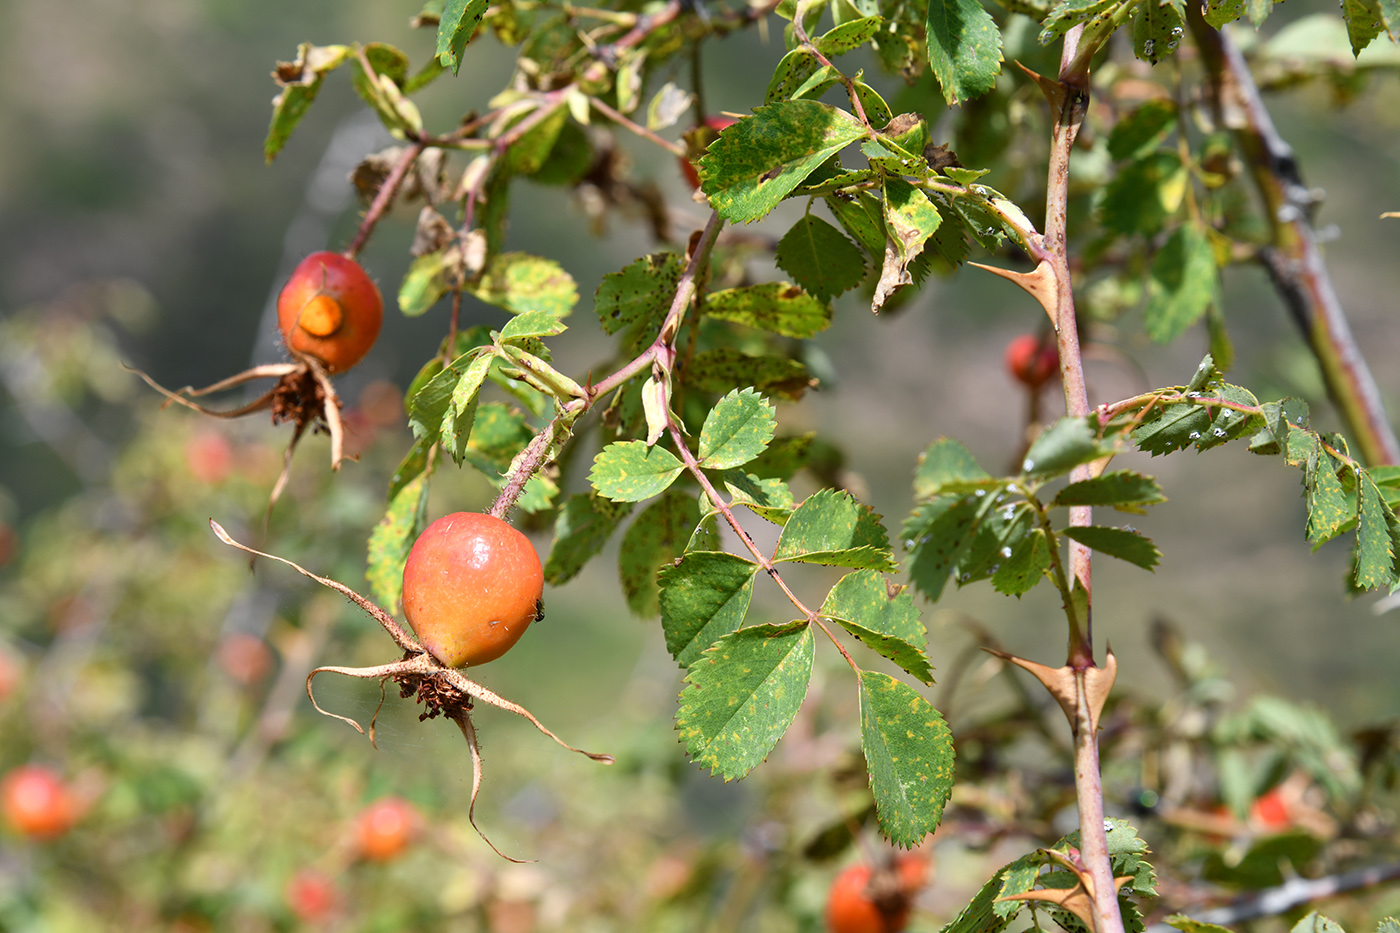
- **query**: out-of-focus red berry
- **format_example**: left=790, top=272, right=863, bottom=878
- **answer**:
left=2, top=765, right=76, bottom=839
left=355, top=796, right=420, bottom=862
left=1004, top=334, right=1059, bottom=388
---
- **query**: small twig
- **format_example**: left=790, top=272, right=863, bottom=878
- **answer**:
left=210, top=520, right=421, bottom=652
left=588, top=96, right=687, bottom=156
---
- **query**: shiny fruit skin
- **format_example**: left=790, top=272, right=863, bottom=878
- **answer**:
left=355, top=797, right=420, bottom=862
left=680, top=116, right=738, bottom=190
left=276, top=252, right=383, bottom=374
left=2, top=765, right=75, bottom=839
left=402, top=512, right=544, bottom=668
left=826, top=863, right=910, bottom=933
left=1004, top=334, right=1059, bottom=388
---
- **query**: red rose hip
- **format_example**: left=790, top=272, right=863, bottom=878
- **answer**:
left=2, top=765, right=75, bottom=840
left=401, top=512, right=544, bottom=668
left=276, top=251, right=383, bottom=374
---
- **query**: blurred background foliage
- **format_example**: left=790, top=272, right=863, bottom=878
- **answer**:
left=4, top=0, right=1400, bottom=930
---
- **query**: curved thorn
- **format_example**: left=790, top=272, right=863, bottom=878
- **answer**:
left=449, top=708, right=533, bottom=863
left=209, top=520, right=422, bottom=653
left=443, top=669, right=614, bottom=763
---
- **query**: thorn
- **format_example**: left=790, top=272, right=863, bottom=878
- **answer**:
left=1015, top=61, right=1065, bottom=109
left=968, top=260, right=1060, bottom=329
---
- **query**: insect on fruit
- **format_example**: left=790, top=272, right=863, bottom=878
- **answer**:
left=402, top=512, right=545, bottom=668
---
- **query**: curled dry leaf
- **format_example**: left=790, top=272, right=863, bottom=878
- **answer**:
left=209, top=520, right=613, bottom=860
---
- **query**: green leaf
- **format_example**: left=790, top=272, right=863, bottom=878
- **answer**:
left=697, top=100, right=868, bottom=224
left=440, top=354, right=492, bottom=463
left=1343, top=0, right=1385, bottom=54
left=1100, top=152, right=1187, bottom=236
left=1355, top=475, right=1398, bottom=590
left=590, top=441, right=685, bottom=502
left=543, top=493, right=633, bottom=585
left=992, top=528, right=1051, bottom=596
left=659, top=551, right=760, bottom=665
left=746, top=434, right=815, bottom=480
left=884, top=176, right=943, bottom=264
left=469, top=252, right=578, bottom=317
left=719, top=472, right=795, bottom=523
left=687, top=349, right=813, bottom=400
left=765, top=48, right=825, bottom=103
left=925, top=0, right=1004, bottom=105
left=815, top=15, right=885, bottom=55
left=365, top=473, right=431, bottom=614
left=939, top=865, right=1020, bottom=933
left=1292, top=914, right=1348, bottom=933
left=913, top=437, right=993, bottom=500
left=458, top=402, right=533, bottom=472
left=774, top=488, right=897, bottom=569
left=1195, top=383, right=1260, bottom=451
left=503, top=105, right=570, bottom=176
left=1108, top=100, right=1178, bottom=160
left=904, top=495, right=992, bottom=601
left=705, top=281, right=834, bottom=338
left=1204, top=0, right=1247, bottom=27
left=594, top=252, right=683, bottom=338
left=499, top=309, right=568, bottom=340
left=957, top=501, right=1035, bottom=586
left=822, top=570, right=933, bottom=683
left=620, top=491, right=700, bottom=616
left=1145, top=225, right=1218, bottom=343
left=407, top=349, right=491, bottom=449
left=1022, top=417, right=1110, bottom=477
left=827, top=190, right=887, bottom=261
left=859, top=672, right=955, bottom=846
left=698, top=388, right=777, bottom=470
left=676, top=623, right=814, bottom=779
left=1062, top=525, right=1161, bottom=571
left=265, top=45, right=353, bottom=163
left=437, top=0, right=490, bottom=73
left=1134, top=0, right=1186, bottom=63
left=1040, top=0, right=1122, bottom=39
left=387, top=437, right=432, bottom=502
left=399, top=249, right=459, bottom=317
left=1135, top=403, right=1212, bottom=457
left=1053, top=471, right=1166, bottom=508
left=1249, top=398, right=1311, bottom=456
left=773, top=216, right=867, bottom=305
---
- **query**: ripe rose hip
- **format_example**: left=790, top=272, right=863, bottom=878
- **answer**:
left=2, top=765, right=75, bottom=840
left=825, top=854, right=928, bottom=933
left=402, top=512, right=544, bottom=668
left=286, top=868, right=340, bottom=922
left=355, top=796, right=420, bottom=862
left=1004, top=333, right=1059, bottom=388
left=276, top=252, right=383, bottom=374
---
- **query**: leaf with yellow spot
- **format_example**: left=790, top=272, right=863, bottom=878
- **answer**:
left=676, top=623, right=814, bottom=780
left=859, top=671, right=954, bottom=847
